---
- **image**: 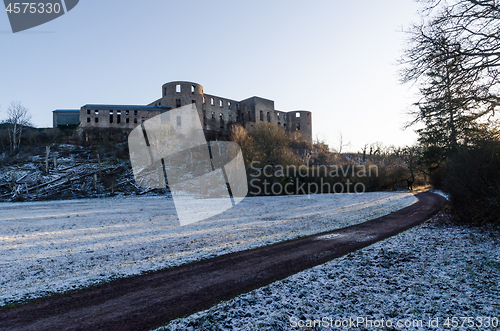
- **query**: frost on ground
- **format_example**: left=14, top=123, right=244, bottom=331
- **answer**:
left=431, top=189, right=450, bottom=201
left=158, top=218, right=500, bottom=331
left=0, top=192, right=416, bottom=306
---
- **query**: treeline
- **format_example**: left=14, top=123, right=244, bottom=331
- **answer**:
left=0, top=101, right=76, bottom=156
left=230, top=123, right=426, bottom=196
left=399, top=0, right=500, bottom=224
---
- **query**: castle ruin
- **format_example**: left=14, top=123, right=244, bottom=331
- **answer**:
left=56, top=81, right=313, bottom=145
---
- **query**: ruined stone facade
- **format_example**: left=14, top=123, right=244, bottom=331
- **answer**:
left=75, top=81, right=313, bottom=145
left=78, top=104, right=169, bottom=129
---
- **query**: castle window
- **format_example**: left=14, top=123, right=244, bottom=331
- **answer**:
left=260, top=111, right=263, bottom=121
left=211, top=111, right=215, bottom=119
left=296, top=123, right=300, bottom=131
left=125, top=111, right=129, bottom=116
left=219, top=113, right=224, bottom=123
left=203, top=96, right=206, bottom=104
left=211, top=98, right=214, bottom=106
left=228, top=102, right=231, bottom=109
left=126, top=118, right=130, bottom=123
left=237, top=103, right=240, bottom=111
left=87, top=109, right=90, bottom=115
left=164, top=87, right=167, bottom=96
left=277, top=113, right=280, bottom=120
left=176, top=99, right=181, bottom=108
left=87, top=117, right=90, bottom=123
left=134, top=110, right=138, bottom=116
left=219, top=100, right=223, bottom=108
left=109, top=114, right=113, bottom=123
left=117, top=114, right=121, bottom=124
left=176, top=116, right=182, bottom=126
left=267, top=112, right=271, bottom=122
left=296, top=112, right=300, bottom=117
left=191, top=85, right=195, bottom=94
left=94, top=110, right=98, bottom=115
left=134, top=118, right=137, bottom=124
left=95, top=117, right=98, bottom=123
left=176, top=84, right=181, bottom=93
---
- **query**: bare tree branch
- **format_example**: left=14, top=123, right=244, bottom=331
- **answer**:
left=3, top=101, right=32, bottom=154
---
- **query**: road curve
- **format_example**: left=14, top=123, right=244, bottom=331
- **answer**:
left=0, top=191, right=446, bottom=331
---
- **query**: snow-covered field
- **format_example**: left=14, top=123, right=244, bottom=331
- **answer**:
left=0, top=192, right=416, bottom=306
left=158, top=217, right=500, bottom=331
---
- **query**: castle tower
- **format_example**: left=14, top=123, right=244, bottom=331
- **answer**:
left=287, top=110, right=312, bottom=145
left=156, top=81, right=205, bottom=124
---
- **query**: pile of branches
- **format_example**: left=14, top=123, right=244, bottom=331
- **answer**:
left=0, top=145, right=165, bottom=202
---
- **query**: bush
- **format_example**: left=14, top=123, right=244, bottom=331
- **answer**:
left=444, top=140, right=500, bottom=224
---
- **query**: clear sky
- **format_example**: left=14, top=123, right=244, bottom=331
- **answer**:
left=0, top=0, right=422, bottom=152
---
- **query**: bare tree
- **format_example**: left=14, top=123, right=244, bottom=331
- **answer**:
left=336, top=132, right=350, bottom=154
left=230, top=124, right=257, bottom=169
left=399, top=0, right=500, bottom=166
left=400, top=0, right=500, bottom=113
left=249, top=122, right=293, bottom=167
left=4, top=101, right=31, bottom=154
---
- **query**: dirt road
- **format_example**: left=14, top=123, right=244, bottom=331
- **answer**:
left=0, top=192, right=446, bottom=331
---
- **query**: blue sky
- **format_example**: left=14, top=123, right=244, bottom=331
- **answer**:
left=0, top=0, right=422, bottom=152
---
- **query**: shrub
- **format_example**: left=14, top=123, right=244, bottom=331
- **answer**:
left=444, top=140, right=500, bottom=224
